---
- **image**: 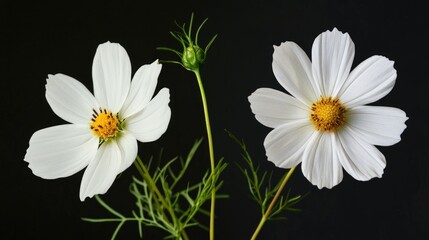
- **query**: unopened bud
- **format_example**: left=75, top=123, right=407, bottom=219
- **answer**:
left=182, top=45, right=206, bottom=71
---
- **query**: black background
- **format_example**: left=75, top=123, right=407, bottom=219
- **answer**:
left=2, top=0, right=428, bottom=239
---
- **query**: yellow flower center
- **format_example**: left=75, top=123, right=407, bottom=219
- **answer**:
left=310, top=97, right=347, bottom=132
left=90, top=108, right=120, bottom=141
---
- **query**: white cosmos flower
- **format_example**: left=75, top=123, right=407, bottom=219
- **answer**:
left=24, top=42, right=171, bottom=201
left=248, top=28, right=408, bottom=189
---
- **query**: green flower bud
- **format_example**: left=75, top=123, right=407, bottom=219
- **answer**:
left=182, top=45, right=206, bottom=70
left=158, top=13, right=216, bottom=73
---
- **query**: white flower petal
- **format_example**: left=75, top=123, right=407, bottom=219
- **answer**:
left=311, top=28, right=355, bottom=97
left=301, top=132, right=343, bottom=189
left=264, top=120, right=315, bottom=168
left=272, top=42, right=318, bottom=105
left=126, top=88, right=171, bottom=142
left=336, top=127, right=386, bottom=181
left=338, top=56, right=396, bottom=108
left=249, top=88, right=309, bottom=128
left=346, top=106, right=408, bottom=146
left=121, top=60, right=162, bottom=119
left=92, top=42, right=131, bottom=113
left=46, top=74, right=98, bottom=124
left=24, top=124, right=98, bottom=179
left=115, top=133, right=138, bottom=173
left=79, top=141, right=122, bottom=201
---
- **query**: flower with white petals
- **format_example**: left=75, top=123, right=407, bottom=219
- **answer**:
left=24, top=42, right=171, bottom=201
left=249, top=28, right=408, bottom=189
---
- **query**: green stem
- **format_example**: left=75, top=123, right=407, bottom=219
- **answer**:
left=193, top=69, right=216, bottom=240
left=250, top=167, right=296, bottom=240
left=134, top=156, right=190, bottom=240
left=82, top=218, right=139, bottom=223
left=94, top=195, right=125, bottom=219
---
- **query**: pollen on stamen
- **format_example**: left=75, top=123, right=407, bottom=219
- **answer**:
left=309, top=97, right=348, bottom=132
left=90, top=108, right=120, bottom=141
